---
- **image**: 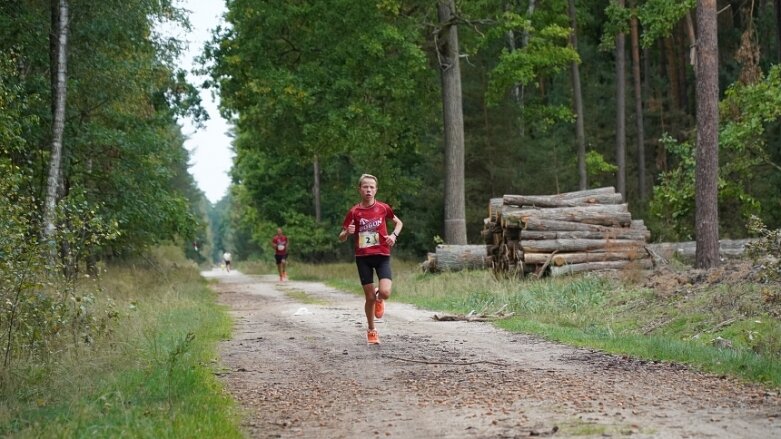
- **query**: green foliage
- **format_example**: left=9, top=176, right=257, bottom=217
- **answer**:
left=1, top=0, right=205, bottom=262
left=648, top=135, right=696, bottom=240
left=584, top=150, right=618, bottom=187
left=55, top=190, right=121, bottom=278
left=1, top=252, right=240, bottom=438
left=637, top=0, right=696, bottom=48
left=720, top=65, right=781, bottom=177
left=486, top=11, right=580, bottom=106
left=599, top=0, right=633, bottom=50
left=207, top=0, right=436, bottom=259
left=0, top=161, right=121, bottom=373
left=0, top=52, right=36, bottom=155
left=649, top=66, right=781, bottom=241
left=745, top=215, right=781, bottom=282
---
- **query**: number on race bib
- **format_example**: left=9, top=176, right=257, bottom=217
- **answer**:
left=358, top=232, right=380, bottom=248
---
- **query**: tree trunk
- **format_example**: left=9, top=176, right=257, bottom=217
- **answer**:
left=694, top=0, right=720, bottom=269
left=42, top=0, right=69, bottom=249
left=568, top=0, right=587, bottom=190
left=437, top=0, right=467, bottom=244
left=663, top=37, right=682, bottom=111
left=629, top=0, right=646, bottom=200
left=313, top=154, right=321, bottom=222
left=776, top=0, right=781, bottom=62
left=504, top=1, right=520, bottom=103
left=615, top=0, right=627, bottom=201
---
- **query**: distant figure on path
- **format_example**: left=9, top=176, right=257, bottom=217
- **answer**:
left=272, top=228, right=288, bottom=282
left=222, top=250, right=232, bottom=272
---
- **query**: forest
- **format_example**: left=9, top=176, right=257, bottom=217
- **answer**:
left=1, top=0, right=781, bottom=277
left=2, top=1, right=781, bottom=434
left=205, top=0, right=781, bottom=264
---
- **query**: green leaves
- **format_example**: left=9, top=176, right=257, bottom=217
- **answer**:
left=484, top=11, right=579, bottom=106
left=637, top=0, right=695, bottom=48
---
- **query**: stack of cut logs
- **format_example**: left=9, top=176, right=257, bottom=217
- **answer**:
left=482, top=187, right=652, bottom=277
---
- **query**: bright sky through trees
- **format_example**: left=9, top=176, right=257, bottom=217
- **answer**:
left=169, top=0, right=232, bottom=204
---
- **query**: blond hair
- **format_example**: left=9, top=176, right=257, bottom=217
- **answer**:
left=358, top=173, right=378, bottom=186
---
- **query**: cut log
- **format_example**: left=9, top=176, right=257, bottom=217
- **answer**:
left=489, top=197, right=503, bottom=221
left=646, top=239, right=755, bottom=262
left=503, top=186, right=616, bottom=202
left=501, top=204, right=632, bottom=228
left=433, top=244, right=490, bottom=271
left=521, top=238, right=645, bottom=253
left=503, top=192, right=623, bottom=208
left=549, top=259, right=654, bottom=276
left=524, top=250, right=648, bottom=266
left=520, top=229, right=649, bottom=241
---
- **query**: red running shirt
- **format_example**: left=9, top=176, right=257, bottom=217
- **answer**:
left=272, top=235, right=288, bottom=255
left=342, top=201, right=396, bottom=257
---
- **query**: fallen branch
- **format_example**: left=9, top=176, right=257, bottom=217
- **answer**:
left=432, top=309, right=515, bottom=322
left=433, top=314, right=491, bottom=322
left=382, top=354, right=507, bottom=367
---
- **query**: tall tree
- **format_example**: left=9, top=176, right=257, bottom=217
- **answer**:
left=630, top=0, right=646, bottom=200
left=42, top=0, right=69, bottom=248
left=568, top=0, right=587, bottom=190
left=615, top=0, right=627, bottom=200
left=776, top=0, right=781, bottom=62
left=694, top=0, right=719, bottom=268
left=437, top=0, right=467, bottom=244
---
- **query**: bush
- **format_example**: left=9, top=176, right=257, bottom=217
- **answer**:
left=746, top=215, right=781, bottom=282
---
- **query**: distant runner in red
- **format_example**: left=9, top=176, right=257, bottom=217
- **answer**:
left=272, top=227, right=288, bottom=282
left=339, top=174, right=403, bottom=345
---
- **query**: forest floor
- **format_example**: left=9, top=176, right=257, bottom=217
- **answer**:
left=204, top=268, right=781, bottom=439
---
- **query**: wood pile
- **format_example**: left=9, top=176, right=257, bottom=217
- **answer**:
left=482, top=187, right=652, bottom=277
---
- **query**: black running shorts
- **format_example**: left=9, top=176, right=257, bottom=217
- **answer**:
left=355, top=255, right=392, bottom=286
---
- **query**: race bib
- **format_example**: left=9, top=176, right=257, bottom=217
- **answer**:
left=358, top=231, right=380, bottom=248
left=277, top=244, right=286, bottom=251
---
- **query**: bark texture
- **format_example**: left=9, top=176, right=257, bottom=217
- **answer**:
left=437, top=0, right=467, bottom=244
left=43, top=0, right=69, bottom=246
left=694, top=0, right=720, bottom=269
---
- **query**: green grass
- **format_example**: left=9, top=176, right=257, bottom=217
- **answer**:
left=0, top=246, right=241, bottom=438
left=285, top=289, right=329, bottom=305
left=253, top=258, right=781, bottom=387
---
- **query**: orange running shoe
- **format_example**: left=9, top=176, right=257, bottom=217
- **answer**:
left=367, top=329, right=380, bottom=344
left=374, top=289, right=384, bottom=319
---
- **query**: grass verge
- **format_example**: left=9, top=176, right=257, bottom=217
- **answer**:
left=243, top=258, right=781, bottom=387
left=0, top=246, right=241, bottom=438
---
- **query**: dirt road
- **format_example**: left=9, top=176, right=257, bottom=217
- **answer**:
left=204, top=269, right=780, bottom=438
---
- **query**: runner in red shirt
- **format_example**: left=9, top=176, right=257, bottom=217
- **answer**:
left=271, top=227, right=288, bottom=282
left=339, top=174, right=403, bottom=345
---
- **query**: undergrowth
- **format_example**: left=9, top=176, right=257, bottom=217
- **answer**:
left=0, top=246, right=240, bottom=438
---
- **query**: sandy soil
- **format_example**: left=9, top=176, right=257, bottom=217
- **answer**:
left=203, top=269, right=781, bottom=438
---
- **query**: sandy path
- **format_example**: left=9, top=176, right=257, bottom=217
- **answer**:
left=204, top=269, right=780, bottom=438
